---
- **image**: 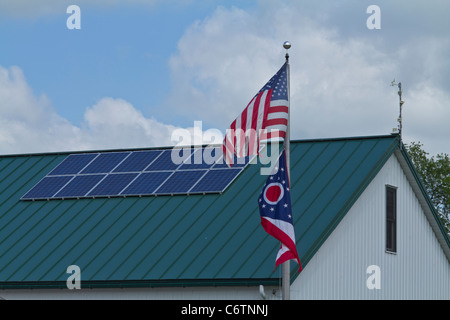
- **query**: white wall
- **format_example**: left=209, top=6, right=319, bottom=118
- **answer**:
left=291, top=154, right=450, bottom=299
left=0, top=285, right=278, bottom=300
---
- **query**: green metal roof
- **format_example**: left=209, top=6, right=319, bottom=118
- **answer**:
left=0, top=134, right=443, bottom=289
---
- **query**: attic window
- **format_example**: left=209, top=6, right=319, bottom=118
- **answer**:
left=386, top=185, right=397, bottom=253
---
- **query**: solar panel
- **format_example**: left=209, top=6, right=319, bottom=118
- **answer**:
left=113, top=150, right=162, bottom=173
left=22, top=176, right=73, bottom=199
left=55, top=174, right=105, bottom=198
left=156, top=170, right=207, bottom=194
left=88, top=173, right=138, bottom=197
left=81, top=152, right=130, bottom=174
left=21, top=146, right=250, bottom=200
left=212, top=154, right=249, bottom=168
left=120, top=172, right=171, bottom=196
left=179, top=147, right=219, bottom=170
left=49, top=153, right=97, bottom=175
left=145, top=149, right=185, bottom=171
left=190, top=168, right=242, bottom=193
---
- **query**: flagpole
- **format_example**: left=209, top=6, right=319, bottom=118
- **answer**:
left=282, top=41, right=291, bottom=301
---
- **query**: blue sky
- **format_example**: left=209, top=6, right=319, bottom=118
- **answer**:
left=0, top=0, right=449, bottom=156
left=1, top=1, right=255, bottom=125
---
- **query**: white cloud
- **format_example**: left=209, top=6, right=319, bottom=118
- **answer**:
left=0, top=65, right=195, bottom=155
left=402, top=82, right=450, bottom=155
left=0, top=65, right=80, bottom=154
left=166, top=2, right=450, bottom=156
left=167, top=5, right=398, bottom=135
left=167, top=6, right=285, bottom=127
left=81, top=97, right=187, bottom=150
left=2, top=1, right=449, bottom=156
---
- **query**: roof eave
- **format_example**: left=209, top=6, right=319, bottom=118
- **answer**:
left=0, top=278, right=279, bottom=290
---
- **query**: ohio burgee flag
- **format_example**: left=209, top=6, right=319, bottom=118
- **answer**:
left=258, top=150, right=301, bottom=271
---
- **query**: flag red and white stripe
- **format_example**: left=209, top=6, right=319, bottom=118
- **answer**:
left=223, top=63, right=289, bottom=166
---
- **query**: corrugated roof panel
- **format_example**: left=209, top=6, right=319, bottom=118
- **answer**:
left=187, top=164, right=266, bottom=280
left=12, top=199, right=97, bottom=281
left=127, top=196, right=212, bottom=279
left=61, top=198, right=144, bottom=281
left=25, top=199, right=108, bottom=281
left=0, top=135, right=411, bottom=288
left=1, top=200, right=71, bottom=280
left=108, top=196, right=190, bottom=280
left=98, top=197, right=170, bottom=280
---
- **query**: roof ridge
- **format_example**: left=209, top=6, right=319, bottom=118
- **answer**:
left=0, top=134, right=400, bottom=158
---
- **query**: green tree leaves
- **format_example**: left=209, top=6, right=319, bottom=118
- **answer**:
left=405, top=142, right=450, bottom=234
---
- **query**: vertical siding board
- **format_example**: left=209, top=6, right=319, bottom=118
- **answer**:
left=291, top=155, right=450, bottom=299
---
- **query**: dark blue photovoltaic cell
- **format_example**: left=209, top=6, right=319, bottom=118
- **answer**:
left=49, top=154, right=98, bottom=175
left=121, top=172, right=171, bottom=195
left=88, top=173, right=138, bottom=196
left=21, top=176, right=73, bottom=199
left=156, top=170, right=207, bottom=194
left=54, top=174, right=105, bottom=198
left=145, top=149, right=188, bottom=171
left=179, top=148, right=220, bottom=170
left=212, top=155, right=249, bottom=168
left=113, top=150, right=162, bottom=173
left=22, top=146, right=249, bottom=200
left=190, top=168, right=242, bottom=193
left=81, top=152, right=130, bottom=174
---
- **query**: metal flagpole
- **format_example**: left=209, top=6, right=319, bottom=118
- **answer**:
left=282, top=40, right=291, bottom=300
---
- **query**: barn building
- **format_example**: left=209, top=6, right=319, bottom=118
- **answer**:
left=0, top=134, right=449, bottom=299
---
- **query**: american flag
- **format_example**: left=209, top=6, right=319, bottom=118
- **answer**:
left=258, top=150, right=301, bottom=271
left=222, top=63, right=289, bottom=166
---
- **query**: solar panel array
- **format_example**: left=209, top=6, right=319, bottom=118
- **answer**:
left=21, top=147, right=249, bottom=200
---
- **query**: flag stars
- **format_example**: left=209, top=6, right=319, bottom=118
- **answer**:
left=269, top=69, right=287, bottom=99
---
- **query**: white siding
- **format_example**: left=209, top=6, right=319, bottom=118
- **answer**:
left=0, top=285, right=278, bottom=300
left=291, top=154, right=450, bottom=299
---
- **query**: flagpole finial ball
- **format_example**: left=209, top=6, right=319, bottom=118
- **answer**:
left=283, top=41, right=291, bottom=50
